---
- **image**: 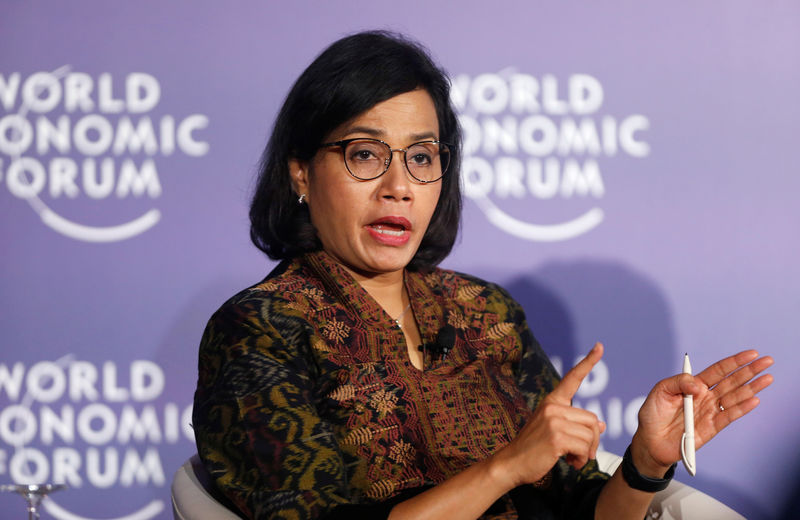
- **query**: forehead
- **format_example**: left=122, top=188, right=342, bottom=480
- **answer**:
left=332, top=89, right=440, bottom=141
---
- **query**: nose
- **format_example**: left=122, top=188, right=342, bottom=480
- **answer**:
left=377, top=150, right=413, bottom=201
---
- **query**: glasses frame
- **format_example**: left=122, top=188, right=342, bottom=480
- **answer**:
left=319, top=137, right=451, bottom=183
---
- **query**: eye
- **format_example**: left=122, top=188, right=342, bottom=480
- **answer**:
left=409, top=152, right=433, bottom=166
left=346, top=140, right=385, bottom=163
left=352, top=149, right=376, bottom=161
left=407, top=143, right=437, bottom=168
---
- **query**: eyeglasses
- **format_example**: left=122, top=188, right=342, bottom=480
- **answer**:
left=319, top=138, right=451, bottom=183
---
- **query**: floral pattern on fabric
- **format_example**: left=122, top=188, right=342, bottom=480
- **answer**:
left=193, top=251, right=608, bottom=519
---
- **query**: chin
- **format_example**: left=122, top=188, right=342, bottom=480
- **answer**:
left=370, top=258, right=412, bottom=274
left=363, top=251, right=416, bottom=274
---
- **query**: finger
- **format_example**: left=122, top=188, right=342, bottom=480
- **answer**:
left=656, top=373, right=702, bottom=399
left=552, top=415, right=600, bottom=445
left=535, top=401, right=604, bottom=435
left=556, top=424, right=599, bottom=470
left=589, top=419, right=603, bottom=460
left=566, top=453, right=590, bottom=471
left=556, top=412, right=603, bottom=466
left=551, top=343, right=604, bottom=403
left=533, top=406, right=601, bottom=450
left=710, top=355, right=773, bottom=397
left=558, top=404, right=604, bottom=427
left=713, top=396, right=761, bottom=433
left=696, top=350, right=759, bottom=389
left=535, top=401, right=604, bottom=460
left=717, top=373, right=774, bottom=412
left=569, top=410, right=603, bottom=459
left=565, top=427, right=601, bottom=470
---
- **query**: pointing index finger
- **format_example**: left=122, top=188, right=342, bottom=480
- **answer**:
left=551, top=343, right=604, bottom=404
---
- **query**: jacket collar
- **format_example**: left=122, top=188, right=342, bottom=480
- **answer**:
left=302, top=250, right=443, bottom=348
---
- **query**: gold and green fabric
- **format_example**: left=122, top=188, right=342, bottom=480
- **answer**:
left=193, top=250, right=608, bottom=519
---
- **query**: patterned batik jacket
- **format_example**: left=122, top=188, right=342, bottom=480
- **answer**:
left=193, top=250, right=609, bottom=519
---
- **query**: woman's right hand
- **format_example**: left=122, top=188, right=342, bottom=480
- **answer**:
left=388, top=343, right=607, bottom=520
left=491, top=343, right=607, bottom=489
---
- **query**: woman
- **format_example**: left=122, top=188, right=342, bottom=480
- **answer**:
left=193, top=31, right=773, bottom=519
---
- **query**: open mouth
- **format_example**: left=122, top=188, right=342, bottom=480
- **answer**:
left=366, top=216, right=412, bottom=244
left=370, top=223, right=407, bottom=236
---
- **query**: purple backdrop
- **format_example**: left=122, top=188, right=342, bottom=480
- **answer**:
left=1, top=2, right=798, bottom=519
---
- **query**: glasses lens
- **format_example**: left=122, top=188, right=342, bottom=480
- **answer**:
left=343, top=139, right=390, bottom=179
left=406, top=142, right=449, bottom=182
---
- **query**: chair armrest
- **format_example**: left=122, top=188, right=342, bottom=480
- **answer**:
left=171, top=455, right=241, bottom=520
left=595, top=450, right=745, bottom=520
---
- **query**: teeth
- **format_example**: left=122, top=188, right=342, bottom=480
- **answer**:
left=372, top=225, right=405, bottom=236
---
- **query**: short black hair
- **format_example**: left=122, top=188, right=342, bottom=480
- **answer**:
left=249, top=30, right=462, bottom=270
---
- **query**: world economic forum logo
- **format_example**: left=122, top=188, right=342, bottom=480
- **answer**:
left=454, top=69, right=649, bottom=241
left=0, top=357, right=195, bottom=520
left=0, top=66, right=209, bottom=242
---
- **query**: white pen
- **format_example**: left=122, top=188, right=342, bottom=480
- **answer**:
left=680, top=353, right=696, bottom=476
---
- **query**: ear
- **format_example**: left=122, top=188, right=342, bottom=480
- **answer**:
left=288, top=158, right=310, bottom=198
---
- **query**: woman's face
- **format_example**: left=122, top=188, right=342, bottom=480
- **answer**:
left=291, top=89, right=443, bottom=279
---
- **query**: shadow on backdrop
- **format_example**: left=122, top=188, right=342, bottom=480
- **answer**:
left=503, top=258, right=770, bottom=520
left=153, top=277, right=262, bottom=492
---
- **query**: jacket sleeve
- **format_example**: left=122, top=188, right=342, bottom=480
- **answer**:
left=192, top=293, right=354, bottom=519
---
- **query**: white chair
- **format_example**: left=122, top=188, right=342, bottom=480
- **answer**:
left=595, top=450, right=745, bottom=520
left=171, top=454, right=241, bottom=520
left=172, top=451, right=745, bottom=519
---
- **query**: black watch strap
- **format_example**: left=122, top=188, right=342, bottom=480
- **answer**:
left=620, top=445, right=676, bottom=493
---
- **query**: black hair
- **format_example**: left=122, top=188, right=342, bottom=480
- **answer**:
left=249, top=30, right=462, bottom=270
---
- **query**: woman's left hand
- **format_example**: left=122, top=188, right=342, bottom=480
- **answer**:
left=629, top=350, right=773, bottom=476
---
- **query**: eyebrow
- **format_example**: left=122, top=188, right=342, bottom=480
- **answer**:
left=341, top=125, right=439, bottom=142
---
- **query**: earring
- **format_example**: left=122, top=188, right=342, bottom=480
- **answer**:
left=298, top=194, right=307, bottom=204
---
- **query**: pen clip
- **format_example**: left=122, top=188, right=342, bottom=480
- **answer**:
left=680, top=432, right=696, bottom=476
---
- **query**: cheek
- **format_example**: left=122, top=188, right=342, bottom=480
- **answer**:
left=423, top=186, right=443, bottom=220
left=309, top=183, right=363, bottom=235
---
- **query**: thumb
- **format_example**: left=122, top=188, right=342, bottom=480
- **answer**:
left=658, top=373, right=702, bottom=398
